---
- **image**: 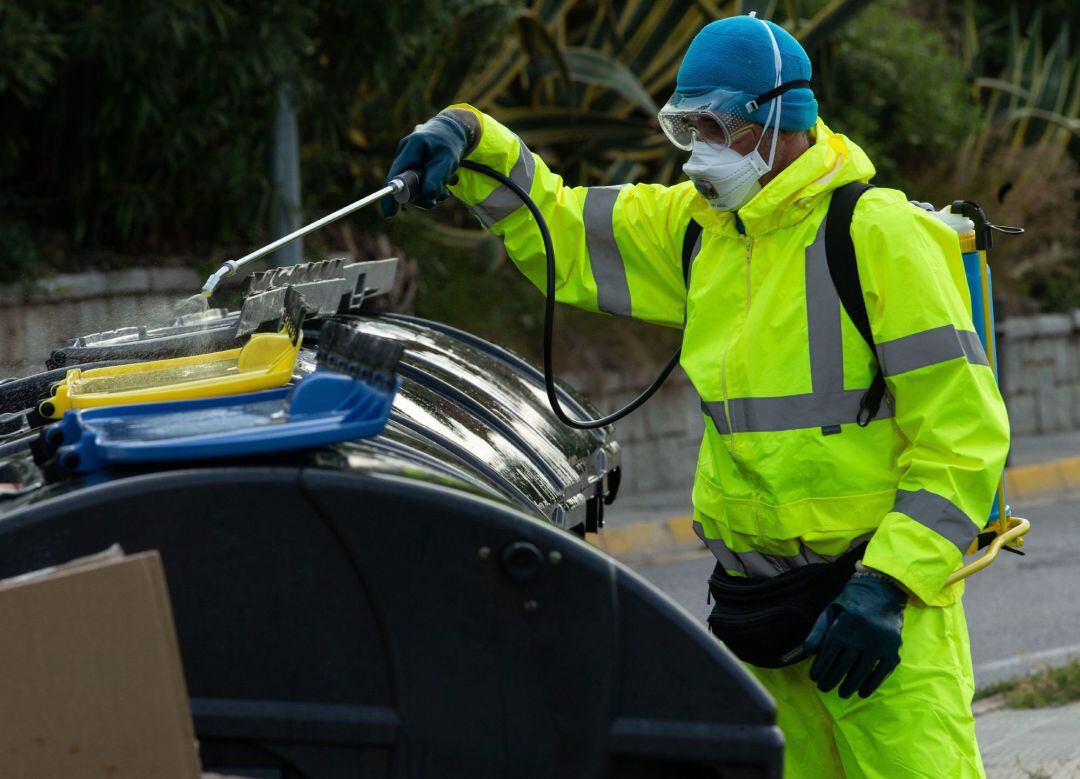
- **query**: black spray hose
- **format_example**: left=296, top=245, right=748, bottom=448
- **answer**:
left=457, top=160, right=681, bottom=430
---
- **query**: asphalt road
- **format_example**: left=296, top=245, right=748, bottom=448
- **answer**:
left=632, top=495, right=1080, bottom=688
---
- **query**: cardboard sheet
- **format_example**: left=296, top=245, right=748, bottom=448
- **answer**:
left=0, top=547, right=200, bottom=778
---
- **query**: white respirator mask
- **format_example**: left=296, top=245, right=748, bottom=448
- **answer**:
left=679, top=15, right=785, bottom=212
left=683, top=142, right=771, bottom=211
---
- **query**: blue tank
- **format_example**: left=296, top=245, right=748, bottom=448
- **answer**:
left=960, top=247, right=1004, bottom=521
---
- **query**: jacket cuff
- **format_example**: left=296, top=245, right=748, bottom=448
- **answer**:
left=439, top=107, right=481, bottom=156
left=862, top=511, right=965, bottom=605
left=443, top=103, right=531, bottom=213
left=854, top=561, right=912, bottom=598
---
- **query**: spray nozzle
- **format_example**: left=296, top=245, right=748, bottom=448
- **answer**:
left=200, top=260, right=240, bottom=299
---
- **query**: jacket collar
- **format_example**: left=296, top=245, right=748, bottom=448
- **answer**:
left=689, top=119, right=877, bottom=237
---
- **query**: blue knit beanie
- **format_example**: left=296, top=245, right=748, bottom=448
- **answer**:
left=676, top=16, right=818, bottom=132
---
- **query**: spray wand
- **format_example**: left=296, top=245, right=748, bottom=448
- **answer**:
left=180, top=161, right=662, bottom=430
left=178, top=171, right=419, bottom=315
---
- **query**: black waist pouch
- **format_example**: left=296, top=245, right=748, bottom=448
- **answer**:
left=706, top=542, right=867, bottom=669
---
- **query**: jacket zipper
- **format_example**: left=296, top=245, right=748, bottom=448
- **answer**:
left=744, top=234, right=753, bottom=313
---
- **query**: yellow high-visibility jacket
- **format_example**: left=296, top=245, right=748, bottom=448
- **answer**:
left=447, top=105, right=1010, bottom=606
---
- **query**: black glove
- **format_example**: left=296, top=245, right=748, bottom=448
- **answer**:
left=803, top=570, right=907, bottom=699
left=381, top=111, right=475, bottom=217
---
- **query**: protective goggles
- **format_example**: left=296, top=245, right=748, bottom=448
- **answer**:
left=657, top=80, right=810, bottom=151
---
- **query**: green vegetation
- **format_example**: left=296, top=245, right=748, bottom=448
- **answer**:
left=975, top=658, right=1080, bottom=708
left=0, top=0, right=517, bottom=279
left=0, top=0, right=1077, bottom=331
left=927, top=4, right=1080, bottom=313
left=815, top=1, right=981, bottom=190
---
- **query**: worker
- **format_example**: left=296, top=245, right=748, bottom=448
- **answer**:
left=382, top=14, right=1009, bottom=778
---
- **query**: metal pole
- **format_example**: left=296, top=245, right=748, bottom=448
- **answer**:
left=197, top=181, right=404, bottom=299
left=270, top=81, right=302, bottom=268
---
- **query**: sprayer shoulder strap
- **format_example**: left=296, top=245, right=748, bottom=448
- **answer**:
left=824, top=182, right=887, bottom=426
left=682, top=219, right=703, bottom=286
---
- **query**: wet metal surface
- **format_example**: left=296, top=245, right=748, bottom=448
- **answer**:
left=0, top=312, right=621, bottom=532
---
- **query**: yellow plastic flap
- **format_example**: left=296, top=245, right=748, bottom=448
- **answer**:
left=42, top=329, right=301, bottom=419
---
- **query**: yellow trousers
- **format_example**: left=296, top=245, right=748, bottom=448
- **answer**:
left=750, top=599, right=984, bottom=778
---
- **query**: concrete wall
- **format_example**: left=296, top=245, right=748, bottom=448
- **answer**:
left=1000, top=313, right=1080, bottom=436
left=0, top=268, right=201, bottom=377
left=1, top=269, right=1076, bottom=500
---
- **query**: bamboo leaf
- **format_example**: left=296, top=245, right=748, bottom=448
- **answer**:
left=1003, top=106, right=1080, bottom=136
left=975, top=77, right=1032, bottom=101
left=410, top=214, right=493, bottom=249
left=961, top=0, right=978, bottom=73
left=492, top=109, right=661, bottom=146
left=563, top=47, right=659, bottom=113
left=603, top=157, right=645, bottom=184
left=516, top=11, right=573, bottom=89
left=691, top=0, right=729, bottom=19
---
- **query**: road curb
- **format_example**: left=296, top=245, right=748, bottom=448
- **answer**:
left=589, top=513, right=697, bottom=559
left=594, top=456, right=1080, bottom=561
left=1005, top=456, right=1080, bottom=503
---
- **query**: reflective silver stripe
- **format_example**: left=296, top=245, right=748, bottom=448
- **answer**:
left=693, top=521, right=747, bottom=573
left=957, top=329, right=990, bottom=366
left=893, top=488, right=978, bottom=552
left=805, top=218, right=844, bottom=393
left=584, top=185, right=631, bottom=316
left=701, top=388, right=894, bottom=434
left=694, top=522, right=863, bottom=578
left=877, top=325, right=990, bottom=376
left=471, top=137, right=536, bottom=228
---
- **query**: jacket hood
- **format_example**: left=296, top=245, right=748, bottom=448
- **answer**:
left=689, top=118, right=876, bottom=236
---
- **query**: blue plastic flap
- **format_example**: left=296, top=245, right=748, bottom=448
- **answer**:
left=46, top=371, right=398, bottom=475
